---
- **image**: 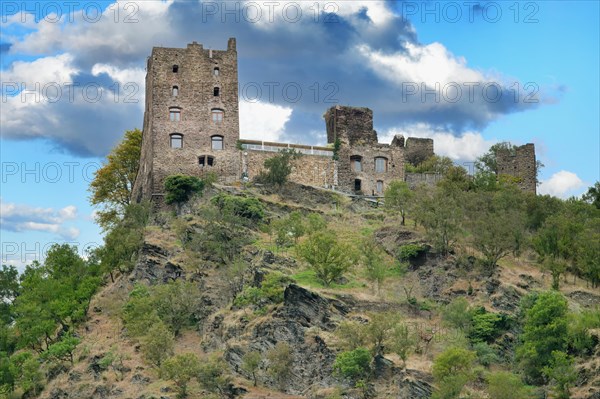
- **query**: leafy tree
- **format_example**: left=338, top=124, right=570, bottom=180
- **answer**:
left=197, top=355, right=232, bottom=398
left=164, top=174, right=205, bottom=205
left=42, top=336, right=80, bottom=365
left=582, top=181, right=600, bottom=209
left=267, top=342, right=294, bottom=389
left=365, top=312, right=401, bottom=356
left=578, top=219, right=600, bottom=288
left=152, top=281, right=201, bottom=336
left=384, top=180, right=413, bottom=225
left=296, top=230, right=355, bottom=286
left=568, top=309, right=600, bottom=355
left=441, top=298, right=472, bottom=332
left=476, top=142, right=516, bottom=174
left=241, top=351, right=262, bottom=387
left=405, top=155, right=454, bottom=174
left=486, top=371, right=535, bottom=399
left=140, top=322, right=174, bottom=367
left=272, top=211, right=306, bottom=245
left=9, top=352, right=43, bottom=397
left=361, top=239, right=390, bottom=295
left=389, top=322, right=415, bottom=368
left=90, top=128, right=142, bottom=230
left=333, top=347, right=372, bottom=386
left=161, top=353, right=201, bottom=398
left=211, top=193, right=265, bottom=222
left=466, top=188, right=526, bottom=270
left=0, top=265, right=19, bottom=325
left=335, top=321, right=369, bottom=352
left=516, top=291, right=569, bottom=383
left=542, top=351, right=577, bottom=399
left=469, top=311, right=504, bottom=343
left=412, top=186, right=463, bottom=256
left=432, top=347, right=476, bottom=399
left=224, top=258, right=249, bottom=301
left=258, top=148, right=301, bottom=188
left=472, top=342, right=499, bottom=367
left=306, top=213, right=327, bottom=234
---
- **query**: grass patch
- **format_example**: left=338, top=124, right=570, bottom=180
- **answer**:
left=292, top=269, right=365, bottom=289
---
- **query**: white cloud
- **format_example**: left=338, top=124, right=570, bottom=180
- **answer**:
left=380, top=124, right=496, bottom=162
left=538, top=171, right=586, bottom=199
left=0, top=199, right=80, bottom=239
left=239, top=100, right=293, bottom=142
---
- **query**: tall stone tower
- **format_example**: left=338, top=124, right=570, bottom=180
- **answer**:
left=132, top=39, right=240, bottom=202
left=497, top=143, right=537, bottom=194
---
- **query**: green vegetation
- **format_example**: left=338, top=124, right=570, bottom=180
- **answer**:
left=384, top=180, right=413, bottom=225
left=164, top=174, right=205, bottom=205
left=241, top=351, right=262, bottom=387
left=161, top=353, right=201, bottom=398
left=234, top=273, right=293, bottom=308
left=267, top=343, right=294, bottom=389
left=333, top=347, right=372, bottom=389
left=257, top=148, right=301, bottom=187
left=432, top=347, right=476, bottom=399
left=211, top=192, right=265, bottom=221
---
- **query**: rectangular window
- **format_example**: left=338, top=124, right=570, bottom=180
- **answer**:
left=211, top=136, right=223, bottom=150
left=212, top=109, right=224, bottom=123
left=354, top=160, right=362, bottom=172
left=376, top=180, right=384, bottom=194
left=170, top=109, right=181, bottom=122
left=375, top=157, right=387, bottom=173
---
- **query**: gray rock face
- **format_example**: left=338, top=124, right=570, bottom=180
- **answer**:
left=397, top=369, right=433, bottom=398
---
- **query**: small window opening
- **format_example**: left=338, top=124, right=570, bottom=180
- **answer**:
left=211, top=135, right=224, bottom=151
left=354, top=179, right=362, bottom=192
left=199, top=155, right=215, bottom=167
left=169, top=108, right=181, bottom=122
left=211, top=109, right=224, bottom=123
left=172, top=86, right=179, bottom=97
left=350, top=155, right=362, bottom=172
left=376, top=180, right=384, bottom=194
left=214, top=87, right=220, bottom=97
left=170, top=133, right=183, bottom=149
left=172, top=65, right=179, bottom=73
left=213, top=67, right=220, bottom=76
left=375, top=157, right=388, bottom=173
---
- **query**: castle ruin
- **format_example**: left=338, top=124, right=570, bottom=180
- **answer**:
left=131, top=39, right=537, bottom=202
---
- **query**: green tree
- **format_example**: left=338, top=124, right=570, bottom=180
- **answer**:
left=267, top=342, right=294, bottom=389
left=241, top=351, right=262, bottom=387
left=297, top=230, right=355, bottom=286
left=384, top=181, right=414, bottom=225
left=542, top=351, right=577, bottom=399
left=152, top=281, right=201, bottom=336
left=90, top=128, right=142, bottom=230
left=258, top=148, right=301, bottom=188
left=164, top=174, right=205, bottom=205
left=516, top=291, right=569, bottom=383
left=441, top=298, right=473, bottom=332
left=578, top=219, right=600, bottom=288
left=389, top=322, right=415, bottom=368
left=42, top=336, right=80, bottom=365
left=476, top=142, right=516, bottom=174
left=486, top=371, right=535, bottom=399
left=361, top=239, right=390, bottom=295
left=197, top=355, right=232, bottom=398
left=161, top=353, right=201, bottom=398
left=9, top=352, right=43, bottom=397
left=140, top=322, right=174, bottom=367
left=333, top=347, right=372, bottom=386
left=306, top=213, right=327, bottom=234
left=432, top=347, right=476, bottom=399
left=582, top=181, right=600, bottom=209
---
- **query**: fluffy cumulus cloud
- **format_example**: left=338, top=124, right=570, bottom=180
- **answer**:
left=538, top=171, right=586, bottom=199
left=0, top=199, right=80, bottom=239
left=239, top=101, right=293, bottom=142
left=1, top=0, right=556, bottom=156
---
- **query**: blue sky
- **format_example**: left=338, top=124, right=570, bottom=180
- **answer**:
left=1, top=1, right=598, bottom=269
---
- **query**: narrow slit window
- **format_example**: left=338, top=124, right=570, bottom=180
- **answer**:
left=213, top=67, right=220, bottom=76
left=170, top=133, right=183, bottom=149
left=354, top=179, right=362, bottom=192
left=172, top=65, right=179, bottom=73
left=214, top=87, right=220, bottom=97
left=172, top=86, right=179, bottom=97
left=211, top=135, right=224, bottom=150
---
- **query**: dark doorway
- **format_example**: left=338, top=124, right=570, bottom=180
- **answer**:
left=354, top=179, right=362, bottom=192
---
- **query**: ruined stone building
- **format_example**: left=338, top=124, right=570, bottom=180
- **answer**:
left=131, top=39, right=536, bottom=202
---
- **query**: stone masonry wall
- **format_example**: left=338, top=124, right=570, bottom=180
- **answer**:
left=404, top=137, right=434, bottom=166
left=497, top=143, right=537, bottom=194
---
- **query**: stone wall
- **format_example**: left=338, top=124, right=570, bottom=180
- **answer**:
left=325, top=106, right=377, bottom=146
left=132, top=39, right=240, bottom=202
left=404, top=137, right=434, bottom=166
left=243, top=150, right=336, bottom=188
left=405, top=173, right=443, bottom=188
left=497, top=143, right=537, bottom=194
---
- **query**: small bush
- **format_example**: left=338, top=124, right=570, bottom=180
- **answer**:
left=234, top=273, right=293, bottom=308
left=333, top=347, right=372, bottom=383
left=164, top=174, right=205, bottom=204
left=396, top=244, right=425, bottom=261
left=211, top=193, right=264, bottom=222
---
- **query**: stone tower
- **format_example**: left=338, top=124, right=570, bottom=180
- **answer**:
left=132, top=39, right=240, bottom=202
left=497, top=143, right=537, bottom=194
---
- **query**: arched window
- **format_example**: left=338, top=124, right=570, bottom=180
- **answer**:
left=211, top=135, right=224, bottom=150
left=214, top=87, right=220, bottom=97
left=375, top=157, right=388, bottom=173
left=213, top=67, right=220, bottom=76
left=172, top=86, right=179, bottom=97
left=211, top=108, right=224, bottom=123
left=172, top=65, right=179, bottom=73
left=199, top=155, right=215, bottom=167
left=169, top=107, right=181, bottom=122
left=170, top=133, right=183, bottom=149
left=350, top=155, right=362, bottom=172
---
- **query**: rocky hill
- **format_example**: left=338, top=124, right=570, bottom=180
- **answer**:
left=22, top=183, right=600, bottom=399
